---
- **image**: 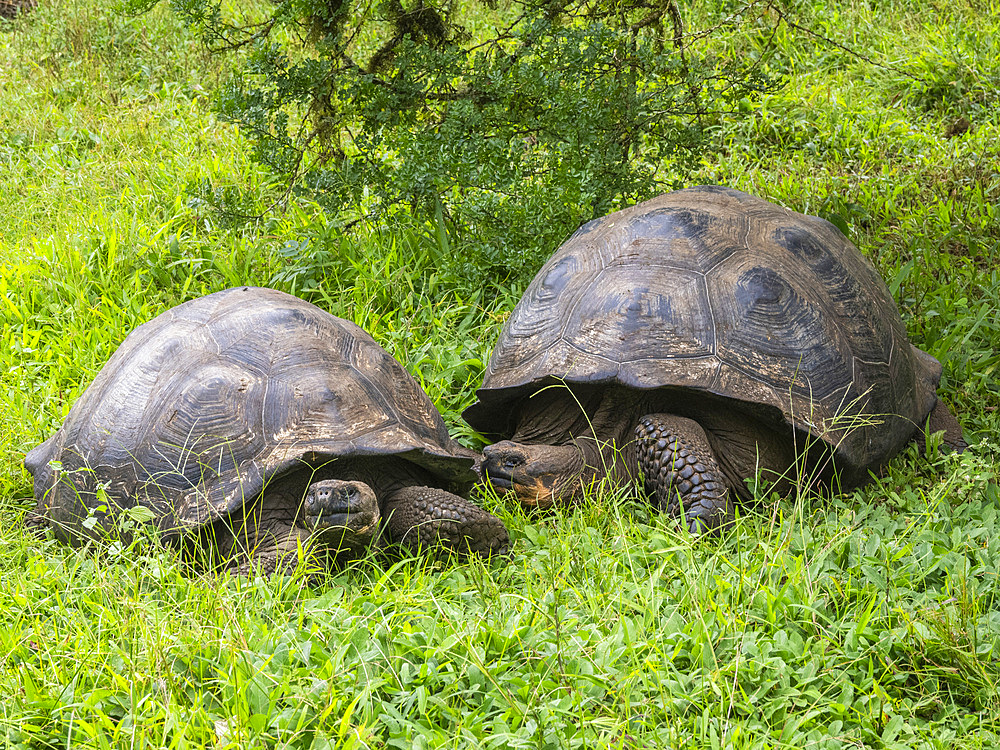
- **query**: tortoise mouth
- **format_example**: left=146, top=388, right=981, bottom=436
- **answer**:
left=482, top=470, right=557, bottom=509
left=485, top=473, right=515, bottom=492
left=514, top=481, right=557, bottom=508
left=306, top=509, right=381, bottom=549
left=308, top=511, right=379, bottom=533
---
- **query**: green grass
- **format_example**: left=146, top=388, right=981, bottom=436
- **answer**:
left=2, top=0, right=999, bottom=747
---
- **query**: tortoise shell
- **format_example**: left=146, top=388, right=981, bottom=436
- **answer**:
left=26, top=287, right=475, bottom=542
left=463, top=186, right=941, bottom=472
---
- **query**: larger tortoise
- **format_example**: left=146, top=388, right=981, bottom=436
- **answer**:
left=27, top=287, right=509, bottom=572
left=465, top=186, right=965, bottom=532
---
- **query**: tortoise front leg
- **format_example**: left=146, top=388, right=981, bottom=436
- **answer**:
left=224, top=523, right=314, bottom=577
left=381, top=486, right=510, bottom=558
left=232, top=534, right=307, bottom=577
left=635, top=414, right=733, bottom=534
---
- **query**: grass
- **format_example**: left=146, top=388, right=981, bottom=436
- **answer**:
left=2, top=0, right=999, bottom=747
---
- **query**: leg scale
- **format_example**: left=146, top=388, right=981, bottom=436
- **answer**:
left=635, top=414, right=733, bottom=533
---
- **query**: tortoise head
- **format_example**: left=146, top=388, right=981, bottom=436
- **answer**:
left=303, top=479, right=381, bottom=550
left=481, top=440, right=590, bottom=508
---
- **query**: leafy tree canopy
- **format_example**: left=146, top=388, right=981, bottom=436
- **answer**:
left=141, top=0, right=779, bottom=282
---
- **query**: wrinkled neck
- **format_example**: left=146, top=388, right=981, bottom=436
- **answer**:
left=511, top=386, right=607, bottom=445
left=512, top=385, right=647, bottom=489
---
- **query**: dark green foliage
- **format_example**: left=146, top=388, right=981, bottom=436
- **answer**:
left=143, top=0, right=779, bottom=284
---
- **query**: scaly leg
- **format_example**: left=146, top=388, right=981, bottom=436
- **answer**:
left=382, top=486, right=510, bottom=557
left=635, top=414, right=733, bottom=534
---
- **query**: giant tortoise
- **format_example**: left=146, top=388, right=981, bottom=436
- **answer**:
left=27, top=286, right=509, bottom=572
left=465, top=186, right=965, bottom=532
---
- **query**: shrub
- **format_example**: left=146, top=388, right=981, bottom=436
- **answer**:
left=140, top=0, right=780, bottom=284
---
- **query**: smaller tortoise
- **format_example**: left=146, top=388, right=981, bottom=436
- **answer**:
left=465, top=186, right=966, bottom=532
left=26, top=287, right=509, bottom=572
